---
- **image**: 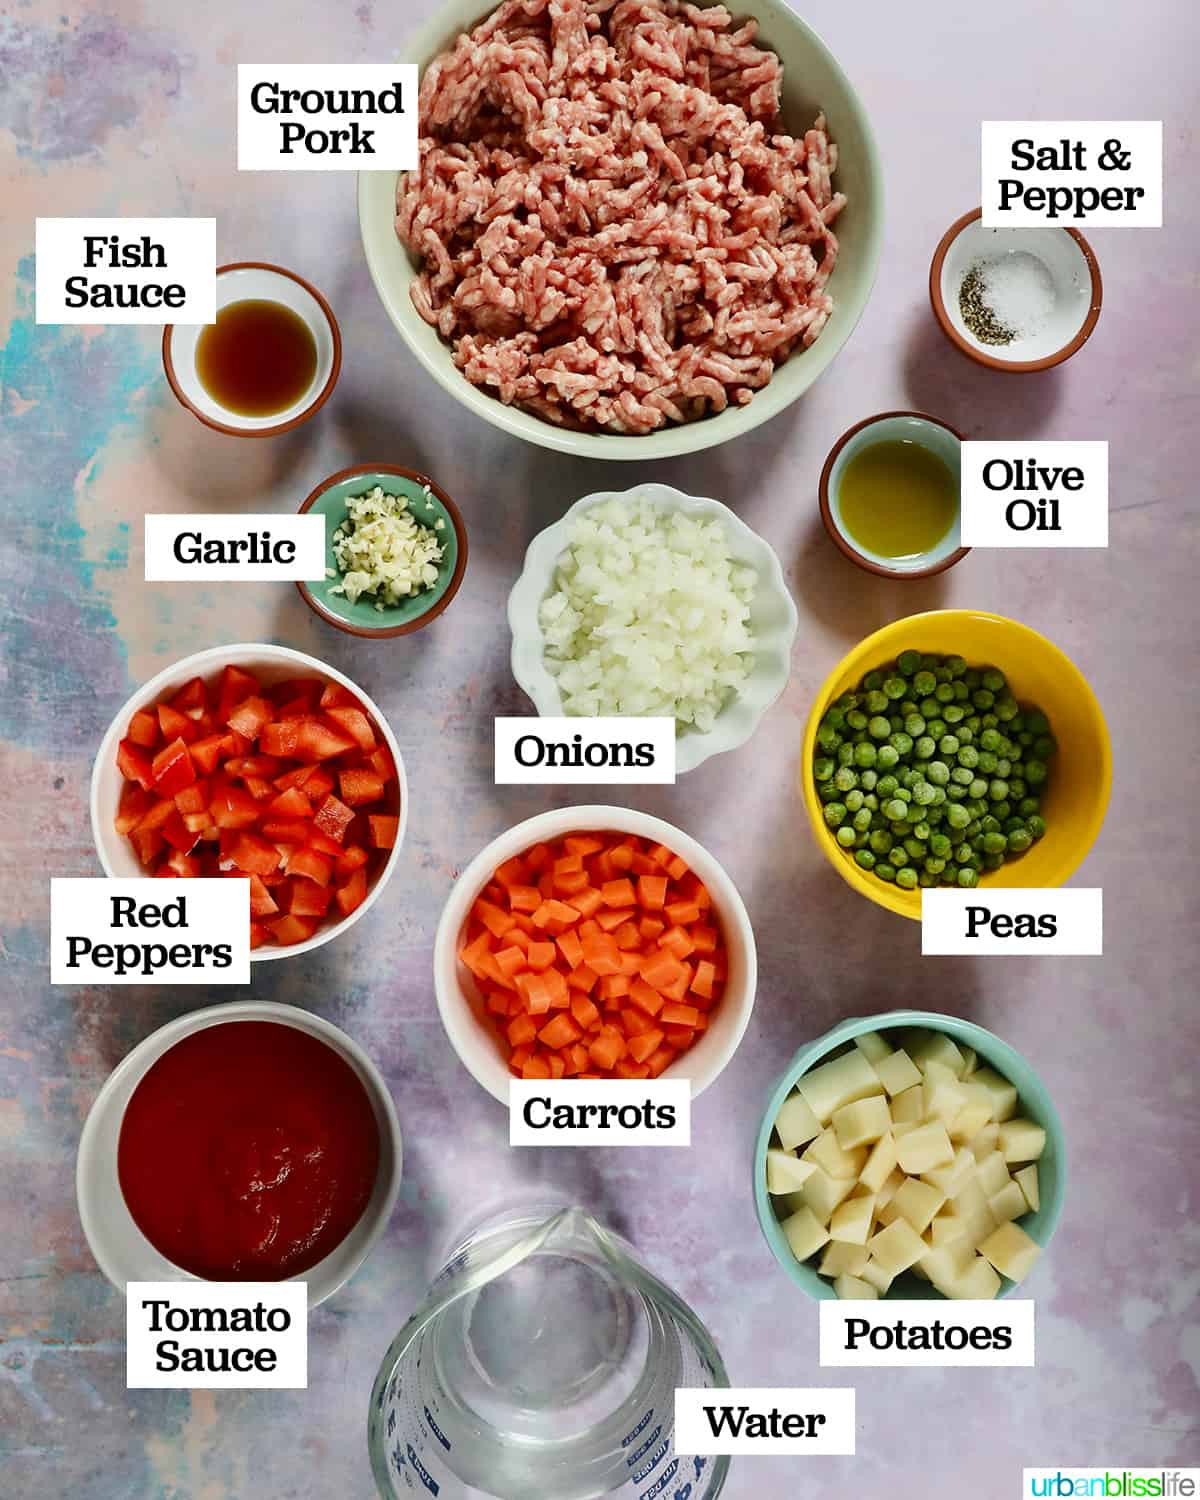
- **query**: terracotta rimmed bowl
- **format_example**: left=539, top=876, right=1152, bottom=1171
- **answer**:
left=296, top=464, right=468, bottom=639
left=163, top=262, right=342, bottom=437
left=819, top=410, right=968, bottom=579
left=930, top=209, right=1102, bottom=373
left=799, top=610, right=1111, bottom=921
left=76, top=1000, right=403, bottom=1307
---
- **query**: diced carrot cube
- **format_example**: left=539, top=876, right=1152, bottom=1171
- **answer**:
left=660, top=925, right=695, bottom=960
left=524, top=842, right=551, bottom=871
left=509, top=884, right=541, bottom=914
left=608, top=841, right=634, bottom=871
left=459, top=932, right=494, bottom=977
left=475, top=898, right=515, bottom=940
left=581, top=931, right=621, bottom=976
left=566, top=963, right=599, bottom=994
left=613, top=920, right=641, bottom=951
left=628, top=1029, right=665, bottom=1063
left=600, top=878, right=636, bottom=908
left=494, top=946, right=526, bottom=978
left=596, top=906, right=634, bottom=933
left=507, top=1014, right=537, bottom=1048
left=566, top=1043, right=590, bottom=1075
left=567, top=886, right=603, bottom=918
left=509, top=1045, right=532, bottom=1073
left=553, top=853, right=584, bottom=876
left=691, top=960, right=717, bottom=999
left=661, top=965, right=693, bottom=1003
left=531, top=899, right=580, bottom=934
left=570, top=995, right=600, bottom=1030
left=494, top=856, right=530, bottom=889
left=596, top=974, right=629, bottom=1002
left=645, top=1044, right=676, bottom=1078
left=538, top=1013, right=582, bottom=1050
left=554, top=869, right=590, bottom=896
left=526, top=941, right=556, bottom=972
left=690, top=924, right=719, bottom=955
left=681, top=873, right=712, bottom=910
left=621, top=1007, right=653, bottom=1038
left=629, top=978, right=666, bottom=1016
left=649, top=843, right=673, bottom=869
left=522, top=1054, right=551, bottom=1080
left=589, top=851, right=617, bottom=884
left=486, top=990, right=510, bottom=1017
left=665, top=855, right=688, bottom=881
left=615, top=1059, right=651, bottom=1079
left=638, top=915, right=666, bottom=941
left=665, top=900, right=701, bottom=927
left=557, top=930, right=584, bottom=970
left=640, top=949, right=685, bottom=991
left=548, top=1054, right=566, bottom=1079
left=637, top=875, right=668, bottom=910
left=588, top=1029, right=626, bottom=1070
left=564, top=834, right=605, bottom=857
left=663, top=1024, right=696, bottom=1049
left=477, top=952, right=514, bottom=991
left=522, top=973, right=553, bottom=1015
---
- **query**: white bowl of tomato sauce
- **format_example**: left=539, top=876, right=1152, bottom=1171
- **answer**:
left=433, top=805, right=758, bottom=1105
left=76, top=1001, right=403, bottom=1308
left=90, top=643, right=408, bottom=961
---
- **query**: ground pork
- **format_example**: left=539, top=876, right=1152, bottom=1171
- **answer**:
left=397, top=0, right=845, bottom=435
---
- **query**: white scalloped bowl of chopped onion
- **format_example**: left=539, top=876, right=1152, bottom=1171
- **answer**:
left=508, top=485, right=799, bottom=773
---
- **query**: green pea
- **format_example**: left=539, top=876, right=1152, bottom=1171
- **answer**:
left=889, top=731, right=913, bottom=756
left=845, top=789, right=865, bottom=812
left=929, top=833, right=951, bottom=858
left=914, top=736, right=935, bottom=759
left=995, top=757, right=1012, bottom=778
left=981, top=668, right=1006, bottom=693
left=919, top=654, right=940, bottom=672
left=919, top=697, right=939, bottom=719
left=913, top=781, right=937, bottom=806
left=860, top=770, right=878, bottom=792
left=925, top=856, right=946, bottom=874
left=865, top=690, right=889, bottom=714
left=868, top=715, right=891, bottom=739
left=864, top=794, right=879, bottom=811
left=1027, top=815, right=1046, bottom=839
left=973, top=689, right=995, bottom=710
left=996, top=696, right=1018, bottom=722
left=869, top=829, right=893, bottom=854
left=814, top=757, right=835, bottom=782
left=1025, top=759, right=1048, bottom=786
left=957, top=745, right=979, bottom=770
left=977, top=751, right=998, bottom=775
left=883, top=675, right=907, bottom=700
left=913, top=820, right=932, bottom=841
left=863, top=670, right=884, bottom=692
left=877, top=774, right=898, bottom=797
left=956, top=866, right=979, bottom=888
left=983, top=852, right=1006, bottom=871
left=855, top=849, right=877, bottom=870
left=981, top=712, right=999, bottom=730
left=946, top=783, right=966, bottom=802
left=935, top=682, right=955, bottom=703
left=918, top=870, right=939, bottom=887
left=896, top=650, right=921, bottom=677
left=890, top=848, right=909, bottom=868
left=896, top=867, right=918, bottom=890
left=889, top=714, right=905, bottom=733
left=905, top=714, right=926, bottom=737
left=852, top=808, right=872, bottom=832
left=837, top=743, right=855, bottom=767
left=876, top=863, right=897, bottom=882
left=927, top=719, right=947, bottom=740
left=903, top=836, right=926, bottom=859
left=913, top=670, right=937, bottom=697
left=989, top=779, right=1009, bottom=801
left=926, top=761, right=950, bottom=786
left=951, top=766, right=974, bottom=786
left=982, top=831, right=1007, bottom=854
left=836, top=825, right=856, bottom=847
left=853, top=741, right=877, bottom=768
left=834, top=766, right=858, bottom=792
left=1018, top=797, right=1040, bottom=818
left=824, top=802, right=847, bottom=827
left=846, top=709, right=868, bottom=731
left=1008, top=777, right=1027, bottom=800
left=877, top=744, right=900, bottom=769
left=942, top=703, right=965, bottom=724
left=946, top=803, right=971, bottom=830
left=818, top=783, right=840, bottom=804
left=823, top=708, right=846, bottom=731
left=993, top=800, right=1012, bottom=821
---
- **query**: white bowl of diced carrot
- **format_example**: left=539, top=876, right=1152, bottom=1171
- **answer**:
left=433, top=806, right=757, bottom=1103
left=90, top=643, right=408, bottom=961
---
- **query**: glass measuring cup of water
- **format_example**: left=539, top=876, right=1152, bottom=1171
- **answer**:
left=368, top=1204, right=729, bottom=1500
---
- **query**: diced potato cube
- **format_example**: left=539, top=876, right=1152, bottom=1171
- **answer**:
left=858, top=1258, right=894, bottom=1296
left=975, top=1151, right=1011, bottom=1198
left=891, top=1085, right=924, bottom=1123
left=834, top=1273, right=878, bottom=1300
left=911, top=1033, right=966, bottom=1078
left=998, top=1118, right=1047, bottom=1164
left=940, top=1254, right=1002, bottom=1300
left=920, top=1236, right=974, bottom=1289
left=874, top=1048, right=922, bottom=1097
left=951, top=1177, right=998, bottom=1249
left=990, top=1180, right=1029, bottom=1225
left=948, top=1100, right=993, bottom=1144
left=977, top=1221, right=1041, bottom=1283
left=830, top=1192, right=875, bottom=1246
left=765, top=1148, right=817, bottom=1195
left=797, top=1050, right=883, bottom=1125
left=803, top=1128, right=868, bottom=1181
left=800, top=1165, right=857, bottom=1224
left=781, top=1205, right=829, bottom=1263
left=921, top=1146, right=976, bottom=1198
left=895, top=1122, right=954, bottom=1175
left=960, top=1046, right=978, bottom=1077
left=831, top=1095, right=891, bottom=1150
left=970, top=1121, right=1000, bottom=1160
left=875, top=1166, right=905, bottom=1209
left=868, top=1218, right=927, bottom=1276
left=891, top=1177, right=945, bottom=1235
left=930, top=1211, right=967, bottom=1247
left=971, top=1066, right=1018, bottom=1122
left=859, top=1132, right=898, bottom=1194
left=854, top=1030, right=892, bottom=1064
left=774, top=1090, right=822, bottom=1151
left=1015, top=1164, right=1040, bottom=1213
left=922, top=1059, right=968, bottom=1124
left=819, top=1241, right=869, bottom=1278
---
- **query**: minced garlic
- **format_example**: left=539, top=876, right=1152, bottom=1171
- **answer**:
left=328, top=485, right=444, bottom=607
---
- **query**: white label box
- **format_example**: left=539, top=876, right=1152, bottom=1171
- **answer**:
left=961, top=442, right=1108, bottom=548
left=145, top=514, right=326, bottom=581
left=495, top=717, right=676, bottom=785
left=238, top=65, right=418, bottom=170
left=820, top=1299, right=1035, bottom=1367
left=982, top=121, right=1162, bottom=227
left=35, top=217, right=215, bottom=324
left=127, top=1282, right=306, bottom=1389
left=509, top=1079, right=690, bottom=1146
left=674, top=1387, right=855, bottom=1456
left=922, top=887, right=1102, bottom=956
left=51, top=878, right=250, bottom=984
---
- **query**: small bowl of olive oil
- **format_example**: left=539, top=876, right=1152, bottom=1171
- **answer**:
left=163, top=262, right=341, bottom=437
left=819, top=410, right=967, bottom=579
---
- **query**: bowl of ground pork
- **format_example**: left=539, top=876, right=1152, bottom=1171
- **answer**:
left=359, top=0, right=883, bottom=458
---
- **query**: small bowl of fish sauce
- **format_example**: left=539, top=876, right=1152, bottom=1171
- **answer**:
left=162, top=262, right=341, bottom=437
left=819, top=411, right=968, bottom=580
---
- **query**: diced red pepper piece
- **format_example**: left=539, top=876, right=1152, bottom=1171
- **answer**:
left=221, top=730, right=252, bottom=758
left=115, top=782, right=153, bottom=834
left=226, top=695, right=274, bottom=742
left=289, top=879, right=333, bottom=917
left=318, top=682, right=357, bottom=709
left=117, top=737, right=155, bottom=790
left=244, top=775, right=275, bottom=800
left=304, top=826, right=344, bottom=858
left=260, top=817, right=312, bottom=845
left=150, top=737, right=196, bottom=797
left=157, top=702, right=196, bottom=744
left=173, top=780, right=208, bottom=816
left=189, top=734, right=225, bottom=775
left=335, top=844, right=369, bottom=878
left=369, top=746, right=396, bottom=783
left=229, top=832, right=282, bottom=877
left=339, top=768, right=385, bottom=807
left=249, top=921, right=271, bottom=950
left=162, top=810, right=199, bottom=853
left=209, top=782, right=260, bottom=829
left=300, top=766, right=335, bottom=801
left=269, top=677, right=323, bottom=712
left=368, top=814, right=399, bottom=849
left=289, top=848, right=333, bottom=886
left=334, top=867, right=368, bottom=917
left=324, top=706, right=377, bottom=752
left=168, top=676, right=207, bottom=715
left=266, top=914, right=319, bottom=946
left=128, top=709, right=159, bottom=748
left=314, top=795, right=355, bottom=844
left=260, top=720, right=301, bottom=758
left=267, top=786, right=312, bottom=818
left=294, top=719, right=357, bottom=762
left=130, top=828, right=164, bottom=866
left=216, top=664, right=260, bottom=722
left=165, top=849, right=200, bottom=877
left=247, top=873, right=279, bottom=918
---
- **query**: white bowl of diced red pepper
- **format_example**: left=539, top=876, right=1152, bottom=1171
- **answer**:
left=433, top=806, right=757, bottom=1104
left=90, top=644, right=408, bottom=961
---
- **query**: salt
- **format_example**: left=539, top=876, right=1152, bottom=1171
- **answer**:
left=977, top=252, right=1058, bottom=340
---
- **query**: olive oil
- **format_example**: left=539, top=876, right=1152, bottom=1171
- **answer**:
left=196, top=299, right=318, bottom=417
left=837, top=440, right=957, bottom=561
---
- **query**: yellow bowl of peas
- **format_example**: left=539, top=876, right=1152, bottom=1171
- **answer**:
left=800, top=610, right=1112, bottom=920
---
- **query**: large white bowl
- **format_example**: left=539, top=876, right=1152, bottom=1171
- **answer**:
left=358, top=0, right=883, bottom=459
left=508, top=483, right=799, bottom=773
left=90, top=643, right=408, bottom=962
left=433, top=806, right=758, bottom=1104
left=76, top=1001, right=403, bottom=1308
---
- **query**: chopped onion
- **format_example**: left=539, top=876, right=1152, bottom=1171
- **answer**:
left=539, top=496, right=756, bottom=731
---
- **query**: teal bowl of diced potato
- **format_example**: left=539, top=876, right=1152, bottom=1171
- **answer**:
left=296, top=463, right=468, bottom=638
left=753, top=1009, right=1065, bottom=1300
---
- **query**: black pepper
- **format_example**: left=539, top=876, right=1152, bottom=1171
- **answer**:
left=958, top=264, right=1015, bottom=346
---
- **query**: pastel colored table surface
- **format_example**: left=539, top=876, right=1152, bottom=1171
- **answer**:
left=1, top=0, right=1198, bottom=1496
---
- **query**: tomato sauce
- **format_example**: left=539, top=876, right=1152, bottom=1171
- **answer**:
left=118, top=1021, right=380, bottom=1281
